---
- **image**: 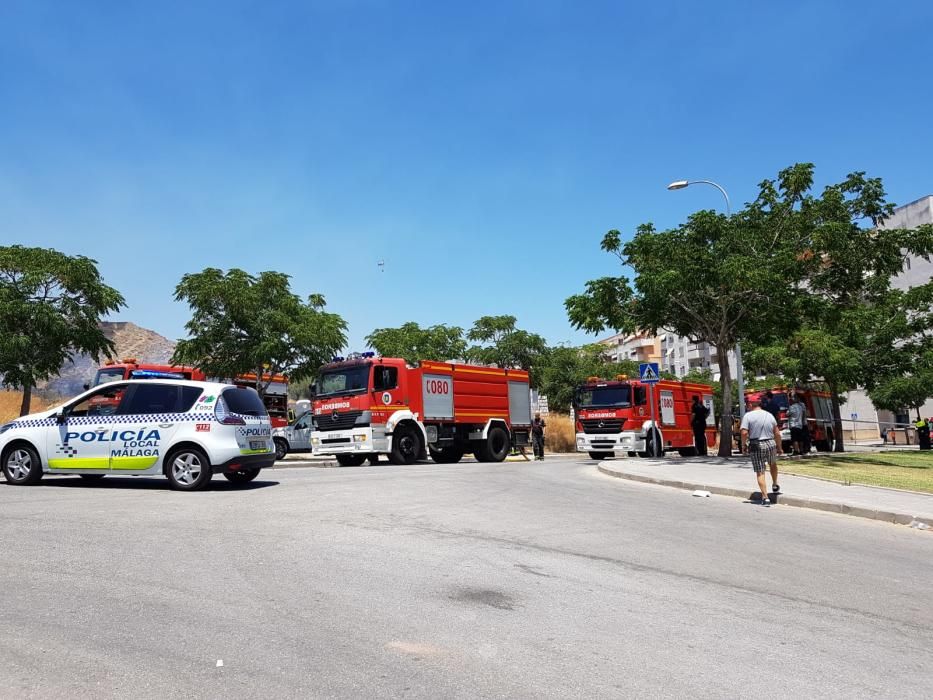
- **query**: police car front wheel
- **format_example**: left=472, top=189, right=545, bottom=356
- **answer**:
left=2, top=445, right=43, bottom=485
left=165, top=447, right=213, bottom=491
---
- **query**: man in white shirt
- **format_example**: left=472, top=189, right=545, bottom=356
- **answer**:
left=740, top=396, right=783, bottom=505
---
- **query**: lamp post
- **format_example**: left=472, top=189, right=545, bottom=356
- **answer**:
left=666, top=179, right=746, bottom=421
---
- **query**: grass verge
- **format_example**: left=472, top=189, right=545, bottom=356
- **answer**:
left=784, top=451, right=933, bottom=493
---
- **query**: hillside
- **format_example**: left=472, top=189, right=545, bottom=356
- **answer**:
left=38, top=321, right=176, bottom=397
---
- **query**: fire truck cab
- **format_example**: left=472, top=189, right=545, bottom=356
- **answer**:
left=573, top=377, right=715, bottom=459
left=310, top=355, right=532, bottom=466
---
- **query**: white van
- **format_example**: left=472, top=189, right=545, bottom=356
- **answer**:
left=0, top=379, right=274, bottom=491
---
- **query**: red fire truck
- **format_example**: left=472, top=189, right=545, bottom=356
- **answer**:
left=573, top=376, right=716, bottom=458
left=309, top=354, right=532, bottom=466
left=744, top=386, right=836, bottom=452
left=91, top=360, right=290, bottom=428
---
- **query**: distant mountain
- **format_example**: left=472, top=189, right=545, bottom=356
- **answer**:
left=39, top=321, right=177, bottom=397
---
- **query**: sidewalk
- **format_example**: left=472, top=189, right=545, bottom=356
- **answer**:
left=598, top=456, right=933, bottom=529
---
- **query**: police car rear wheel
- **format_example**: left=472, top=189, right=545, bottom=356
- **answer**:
left=166, top=448, right=213, bottom=491
left=224, top=468, right=261, bottom=483
left=3, top=445, right=43, bottom=485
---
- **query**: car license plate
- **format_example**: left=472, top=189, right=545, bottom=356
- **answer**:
left=250, top=440, right=266, bottom=450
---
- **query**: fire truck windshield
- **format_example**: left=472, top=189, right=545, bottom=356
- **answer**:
left=94, top=367, right=127, bottom=386
left=575, top=385, right=631, bottom=409
left=315, top=364, right=371, bottom=397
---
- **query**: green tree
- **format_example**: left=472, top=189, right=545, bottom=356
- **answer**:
left=869, top=352, right=933, bottom=420
left=566, top=165, right=814, bottom=456
left=744, top=172, right=933, bottom=450
left=465, top=315, right=548, bottom=378
left=171, top=268, right=347, bottom=396
left=0, top=246, right=125, bottom=415
left=536, top=344, right=639, bottom=412
left=365, top=322, right=466, bottom=364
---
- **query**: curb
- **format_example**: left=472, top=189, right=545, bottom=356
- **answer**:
left=597, top=463, right=933, bottom=530
left=272, top=460, right=340, bottom=469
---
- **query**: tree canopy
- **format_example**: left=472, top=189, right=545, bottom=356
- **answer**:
left=171, top=268, right=347, bottom=395
left=536, top=344, right=638, bottom=413
left=565, top=164, right=817, bottom=455
left=465, top=315, right=548, bottom=376
left=365, top=322, right=467, bottom=364
left=565, top=163, right=933, bottom=455
left=0, top=246, right=125, bottom=415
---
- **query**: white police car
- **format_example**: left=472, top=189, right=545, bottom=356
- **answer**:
left=0, top=379, right=275, bottom=491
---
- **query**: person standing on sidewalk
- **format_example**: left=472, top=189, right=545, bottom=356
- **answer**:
left=690, top=396, right=710, bottom=456
left=787, top=394, right=808, bottom=457
left=531, top=412, right=546, bottom=461
left=740, top=396, right=783, bottom=505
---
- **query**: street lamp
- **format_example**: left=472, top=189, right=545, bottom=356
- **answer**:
left=666, top=178, right=745, bottom=420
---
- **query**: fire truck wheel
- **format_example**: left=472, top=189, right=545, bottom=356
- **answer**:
left=389, top=425, right=421, bottom=465
left=336, top=454, right=368, bottom=467
left=588, top=451, right=613, bottom=460
left=484, top=426, right=511, bottom=463
left=638, top=430, right=662, bottom=458
left=429, top=445, right=464, bottom=464
left=472, top=442, right=491, bottom=462
left=274, top=438, right=289, bottom=461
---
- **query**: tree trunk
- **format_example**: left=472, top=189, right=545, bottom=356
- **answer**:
left=19, top=383, right=33, bottom=416
left=717, top=353, right=734, bottom=458
left=830, top=386, right=845, bottom=452
left=256, top=366, right=265, bottom=399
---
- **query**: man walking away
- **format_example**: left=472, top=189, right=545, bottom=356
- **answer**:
left=787, top=394, right=808, bottom=457
left=741, top=396, right=783, bottom=505
left=690, top=395, right=710, bottom=456
left=531, top=412, right=546, bottom=461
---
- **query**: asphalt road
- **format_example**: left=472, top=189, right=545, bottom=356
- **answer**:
left=2, top=457, right=931, bottom=699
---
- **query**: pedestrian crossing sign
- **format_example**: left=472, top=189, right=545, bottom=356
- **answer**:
left=639, top=362, right=660, bottom=384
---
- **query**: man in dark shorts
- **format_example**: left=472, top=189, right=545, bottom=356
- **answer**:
left=690, top=395, right=710, bottom=456
left=531, top=412, right=546, bottom=460
left=740, top=396, right=783, bottom=505
left=787, top=394, right=808, bottom=456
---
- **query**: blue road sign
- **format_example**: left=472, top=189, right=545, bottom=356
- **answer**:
left=639, top=362, right=660, bottom=384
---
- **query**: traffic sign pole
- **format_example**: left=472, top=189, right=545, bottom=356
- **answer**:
left=649, top=383, right=656, bottom=453
left=639, top=363, right=660, bottom=456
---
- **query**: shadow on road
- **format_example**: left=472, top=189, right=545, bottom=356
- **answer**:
left=13, top=476, right=281, bottom=492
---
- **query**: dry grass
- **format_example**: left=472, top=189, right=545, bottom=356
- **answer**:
left=544, top=413, right=576, bottom=453
left=785, top=451, right=933, bottom=493
left=0, top=391, right=54, bottom=423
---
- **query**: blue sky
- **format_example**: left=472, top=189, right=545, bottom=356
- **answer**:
left=3, top=1, right=932, bottom=350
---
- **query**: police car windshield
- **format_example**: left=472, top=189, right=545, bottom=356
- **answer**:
left=576, top=385, right=631, bottom=408
left=315, top=365, right=370, bottom=397
left=94, top=368, right=126, bottom=385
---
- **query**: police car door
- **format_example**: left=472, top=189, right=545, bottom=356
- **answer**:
left=290, top=412, right=313, bottom=452
left=108, top=383, right=185, bottom=473
left=46, top=383, right=131, bottom=472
